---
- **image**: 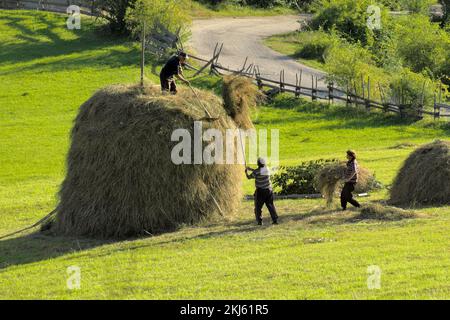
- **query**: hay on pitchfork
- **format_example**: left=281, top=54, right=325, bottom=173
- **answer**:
left=314, top=162, right=377, bottom=206
left=50, top=83, right=250, bottom=239
left=222, top=75, right=264, bottom=129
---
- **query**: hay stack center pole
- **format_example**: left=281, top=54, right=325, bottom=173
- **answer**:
left=140, top=21, right=146, bottom=87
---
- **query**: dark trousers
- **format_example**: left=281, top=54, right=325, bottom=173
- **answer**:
left=160, top=75, right=177, bottom=94
left=254, top=188, right=278, bottom=223
left=340, top=182, right=361, bottom=210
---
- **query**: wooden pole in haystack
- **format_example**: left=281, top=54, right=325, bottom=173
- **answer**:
left=140, top=21, right=146, bottom=87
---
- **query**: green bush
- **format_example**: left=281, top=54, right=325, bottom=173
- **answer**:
left=273, top=159, right=381, bottom=195
left=96, top=0, right=137, bottom=33
left=393, top=15, right=449, bottom=78
left=310, top=0, right=390, bottom=45
left=324, top=42, right=389, bottom=100
left=294, top=31, right=339, bottom=62
left=389, top=68, right=446, bottom=111
left=402, top=0, right=435, bottom=13
left=272, top=159, right=339, bottom=195
left=125, top=0, right=191, bottom=44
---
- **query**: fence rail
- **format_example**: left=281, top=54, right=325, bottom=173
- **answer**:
left=2, top=4, right=449, bottom=118
left=189, top=44, right=450, bottom=121
left=0, top=0, right=95, bottom=15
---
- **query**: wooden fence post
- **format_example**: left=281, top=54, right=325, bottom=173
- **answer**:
left=399, top=104, right=405, bottom=119
left=311, top=75, right=316, bottom=101
left=295, top=73, right=300, bottom=98
left=279, top=70, right=285, bottom=93
left=346, top=81, right=349, bottom=107
left=328, top=82, right=334, bottom=105
left=366, top=77, right=371, bottom=112
left=255, top=66, right=263, bottom=90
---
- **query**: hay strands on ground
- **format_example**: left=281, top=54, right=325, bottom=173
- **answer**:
left=187, top=83, right=220, bottom=121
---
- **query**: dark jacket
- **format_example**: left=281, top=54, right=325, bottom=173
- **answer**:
left=160, top=56, right=183, bottom=79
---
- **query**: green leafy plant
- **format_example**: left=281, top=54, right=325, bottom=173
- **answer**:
left=272, top=159, right=339, bottom=195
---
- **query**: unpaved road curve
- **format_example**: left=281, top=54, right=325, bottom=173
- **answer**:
left=190, top=15, right=327, bottom=89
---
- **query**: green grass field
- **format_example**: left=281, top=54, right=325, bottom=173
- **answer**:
left=0, top=10, right=449, bottom=299
left=264, top=32, right=326, bottom=71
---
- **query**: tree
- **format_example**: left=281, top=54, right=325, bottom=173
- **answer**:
left=96, top=0, right=137, bottom=33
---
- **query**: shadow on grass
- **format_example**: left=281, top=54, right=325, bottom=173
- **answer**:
left=0, top=200, right=423, bottom=269
left=0, top=232, right=110, bottom=270
left=0, top=11, right=139, bottom=74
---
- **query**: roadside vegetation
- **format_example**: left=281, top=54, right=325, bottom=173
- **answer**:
left=266, top=0, right=450, bottom=112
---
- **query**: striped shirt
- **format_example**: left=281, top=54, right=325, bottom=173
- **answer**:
left=345, top=159, right=358, bottom=183
left=249, top=167, right=272, bottom=190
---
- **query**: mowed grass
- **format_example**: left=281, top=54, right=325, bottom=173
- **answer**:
left=0, top=11, right=449, bottom=299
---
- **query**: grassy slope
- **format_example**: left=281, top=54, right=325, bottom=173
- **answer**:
left=0, top=11, right=449, bottom=299
left=264, top=32, right=326, bottom=71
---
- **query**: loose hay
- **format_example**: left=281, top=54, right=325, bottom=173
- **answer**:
left=51, top=84, right=247, bottom=238
left=356, top=203, right=417, bottom=221
left=222, top=75, right=263, bottom=129
left=389, top=140, right=450, bottom=206
left=314, top=162, right=377, bottom=206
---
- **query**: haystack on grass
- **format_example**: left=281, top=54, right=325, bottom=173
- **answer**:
left=356, top=203, right=417, bottom=221
left=390, top=140, right=450, bottom=206
left=51, top=84, right=247, bottom=238
left=314, top=162, right=377, bottom=206
left=222, top=75, right=263, bottom=129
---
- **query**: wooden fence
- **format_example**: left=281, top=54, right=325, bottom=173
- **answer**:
left=2, top=4, right=449, bottom=118
left=0, top=0, right=95, bottom=15
left=188, top=43, right=450, bottom=121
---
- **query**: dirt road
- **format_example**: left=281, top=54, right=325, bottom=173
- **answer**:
left=190, top=15, right=327, bottom=89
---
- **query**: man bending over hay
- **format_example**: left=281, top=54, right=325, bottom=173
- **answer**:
left=246, top=157, right=279, bottom=225
left=341, top=150, right=361, bottom=211
left=159, top=51, right=190, bottom=94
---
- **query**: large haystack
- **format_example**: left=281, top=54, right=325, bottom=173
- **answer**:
left=389, top=140, right=450, bottom=206
left=51, top=81, right=256, bottom=238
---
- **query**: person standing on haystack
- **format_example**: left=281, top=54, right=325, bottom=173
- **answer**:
left=160, top=51, right=190, bottom=94
left=246, top=157, right=279, bottom=225
left=341, top=150, right=361, bottom=211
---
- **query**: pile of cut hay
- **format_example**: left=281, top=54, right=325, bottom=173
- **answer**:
left=50, top=83, right=250, bottom=238
left=356, top=203, right=417, bottom=221
left=314, top=162, right=377, bottom=206
left=389, top=140, right=450, bottom=206
left=222, top=75, right=263, bottom=129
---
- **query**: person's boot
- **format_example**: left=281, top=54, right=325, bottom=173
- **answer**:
left=272, top=220, right=278, bottom=225
left=257, top=220, right=263, bottom=226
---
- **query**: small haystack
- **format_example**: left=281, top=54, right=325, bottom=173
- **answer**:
left=51, top=80, right=258, bottom=238
left=390, top=140, right=450, bottom=206
left=314, top=162, right=377, bottom=206
left=222, top=75, right=263, bottom=129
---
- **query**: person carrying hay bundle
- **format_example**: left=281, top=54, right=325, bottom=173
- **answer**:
left=246, top=157, right=279, bottom=225
left=159, top=51, right=190, bottom=94
left=340, top=150, right=361, bottom=211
